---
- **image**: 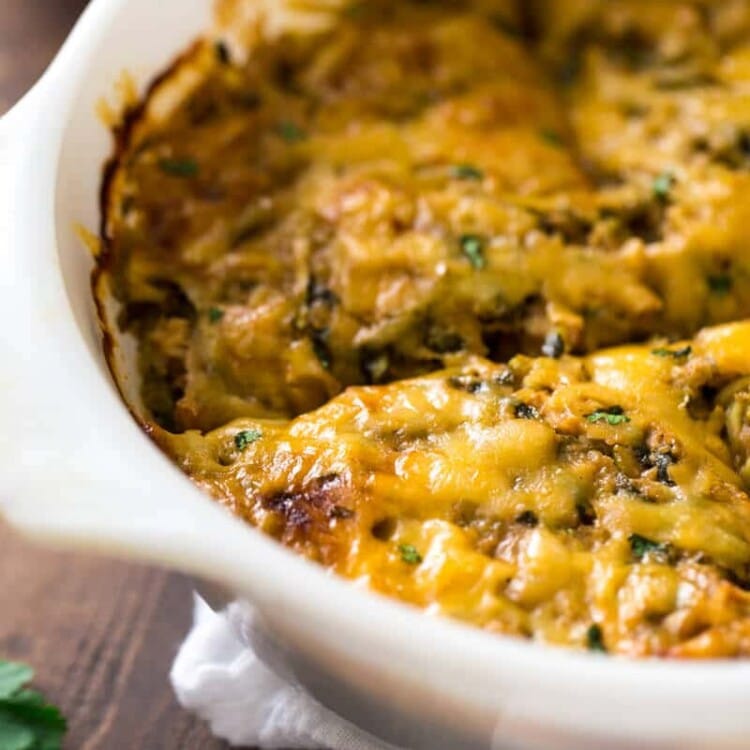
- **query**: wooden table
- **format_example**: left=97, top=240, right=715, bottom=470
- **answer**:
left=0, top=4, right=242, bottom=748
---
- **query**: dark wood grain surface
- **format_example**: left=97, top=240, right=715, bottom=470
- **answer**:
left=0, top=3, right=241, bottom=748
left=0, top=526, right=231, bottom=749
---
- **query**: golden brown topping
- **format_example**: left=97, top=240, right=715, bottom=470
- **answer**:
left=98, top=0, right=750, bottom=657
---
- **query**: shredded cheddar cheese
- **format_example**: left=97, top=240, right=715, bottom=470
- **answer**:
left=97, top=0, right=750, bottom=657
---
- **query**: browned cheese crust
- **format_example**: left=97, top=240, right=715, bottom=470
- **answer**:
left=98, top=0, right=750, bottom=656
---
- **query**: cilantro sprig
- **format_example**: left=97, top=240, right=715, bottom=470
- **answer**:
left=0, top=660, right=67, bottom=750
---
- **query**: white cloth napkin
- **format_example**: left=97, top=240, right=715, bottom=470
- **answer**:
left=171, top=596, right=403, bottom=750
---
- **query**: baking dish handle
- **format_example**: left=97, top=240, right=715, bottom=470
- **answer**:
left=0, top=97, right=267, bottom=591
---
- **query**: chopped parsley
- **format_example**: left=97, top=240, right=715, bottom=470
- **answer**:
left=652, top=345, right=691, bottom=359
left=539, top=128, right=564, bottom=147
left=586, top=625, right=607, bottom=653
left=587, top=406, right=630, bottom=426
left=460, top=234, right=487, bottom=270
left=277, top=121, right=307, bottom=142
left=158, top=157, right=199, bottom=178
left=208, top=307, right=224, bottom=324
left=629, top=533, right=667, bottom=561
left=708, top=273, right=733, bottom=296
left=652, top=171, right=675, bottom=201
left=451, top=164, right=484, bottom=181
left=398, top=544, right=423, bottom=565
left=234, top=429, right=262, bottom=451
left=0, top=660, right=67, bottom=750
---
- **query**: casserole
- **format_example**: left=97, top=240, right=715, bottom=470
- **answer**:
left=2, top=1, right=750, bottom=747
left=98, top=0, right=750, bottom=659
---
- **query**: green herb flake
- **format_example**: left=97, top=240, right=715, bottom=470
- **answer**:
left=158, top=157, right=199, bottom=178
left=398, top=544, right=423, bottom=565
left=587, top=406, right=631, bottom=426
left=652, top=345, right=692, bottom=360
left=277, top=121, right=307, bottom=143
left=208, top=307, right=224, bottom=324
left=234, top=429, right=263, bottom=451
left=539, top=128, right=564, bottom=147
left=708, top=273, right=733, bottom=296
left=451, top=164, right=484, bottom=181
left=629, top=533, right=666, bottom=561
left=460, top=234, right=487, bottom=270
left=0, top=660, right=67, bottom=750
left=586, top=625, right=607, bottom=653
left=652, top=171, right=675, bottom=201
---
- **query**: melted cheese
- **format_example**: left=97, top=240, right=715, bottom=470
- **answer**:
left=158, top=323, right=750, bottom=656
left=99, top=0, right=750, bottom=657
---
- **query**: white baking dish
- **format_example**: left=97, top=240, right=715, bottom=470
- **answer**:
left=1, top=2, right=749, bottom=748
